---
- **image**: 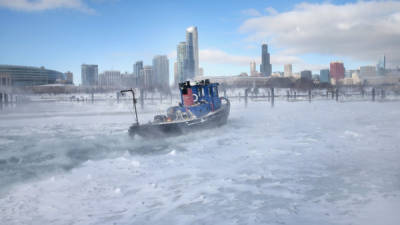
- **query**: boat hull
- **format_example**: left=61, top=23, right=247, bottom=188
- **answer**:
left=129, top=98, right=230, bottom=138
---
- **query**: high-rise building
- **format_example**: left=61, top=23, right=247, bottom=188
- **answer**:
left=300, top=70, right=312, bottom=79
left=176, top=26, right=199, bottom=82
left=133, top=61, right=143, bottom=87
left=260, top=44, right=272, bottom=77
left=99, top=70, right=121, bottom=88
left=121, top=72, right=134, bottom=88
left=174, top=62, right=179, bottom=86
left=177, top=41, right=187, bottom=83
left=152, top=55, right=169, bottom=91
left=360, top=66, right=376, bottom=78
left=250, top=61, right=257, bottom=76
left=330, top=62, right=345, bottom=81
left=81, top=64, right=98, bottom=86
left=284, top=64, right=292, bottom=77
left=65, top=71, right=73, bottom=85
left=186, top=26, right=199, bottom=77
left=185, top=29, right=196, bottom=80
left=140, top=66, right=153, bottom=89
left=320, top=69, right=330, bottom=83
left=377, top=55, right=386, bottom=76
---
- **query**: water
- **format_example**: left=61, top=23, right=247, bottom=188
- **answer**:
left=0, top=100, right=399, bottom=225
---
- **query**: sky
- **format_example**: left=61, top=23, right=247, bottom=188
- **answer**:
left=0, top=0, right=399, bottom=85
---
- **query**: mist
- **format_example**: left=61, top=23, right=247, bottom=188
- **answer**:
left=1, top=92, right=400, bottom=225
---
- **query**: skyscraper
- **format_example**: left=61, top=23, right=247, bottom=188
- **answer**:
left=81, top=64, right=98, bottom=86
left=320, top=69, right=330, bottom=83
left=140, top=66, right=153, bottom=89
left=260, top=44, right=272, bottom=77
left=185, top=28, right=196, bottom=80
left=174, top=62, right=178, bottom=86
left=99, top=70, right=122, bottom=88
left=377, top=55, right=386, bottom=76
left=300, top=70, right=312, bottom=80
left=186, top=26, right=199, bottom=77
left=65, top=71, right=73, bottom=84
left=152, top=55, right=170, bottom=91
left=177, top=41, right=187, bottom=83
left=133, top=61, right=143, bottom=87
left=330, top=62, right=345, bottom=80
left=284, top=64, right=292, bottom=77
left=250, top=61, right=257, bottom=76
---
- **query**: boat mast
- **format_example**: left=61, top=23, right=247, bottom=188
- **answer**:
left=121, top=88, right=139, bottom=125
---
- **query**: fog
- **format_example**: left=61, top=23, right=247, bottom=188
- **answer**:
left=1, top=98, right=400, bottom=225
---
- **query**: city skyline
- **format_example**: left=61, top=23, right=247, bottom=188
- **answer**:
left=1, top=0, right=399, bottom=85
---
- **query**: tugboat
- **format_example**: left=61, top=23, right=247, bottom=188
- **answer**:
left=121, top=79, right=230, bottom=138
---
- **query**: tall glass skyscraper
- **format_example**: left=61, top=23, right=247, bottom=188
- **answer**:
left=186, top=26, right=199, bottom=77
left=320, top=69, right=330, bottom=83
left=176, top=26, right=199, bottom=82
left=185, top=28, right=196, bottom=80
left=81, top=64, right=98, bottom=86
left=177, top=42, right=187, bottom=83
left=260, top=44, right=272, bottom=77
left=152, top=55, right=169, bottom=91
left=133, top=61, right=143, bottom=87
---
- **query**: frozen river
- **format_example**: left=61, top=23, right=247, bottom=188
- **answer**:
left=0, top=99, right=399, bottom=225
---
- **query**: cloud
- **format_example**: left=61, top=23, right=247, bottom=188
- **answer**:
left=0, top=0, right=95, bottom=13
left=200, top=48, right=301, bottom=66
left=239, top=1, right=400, bottom=67
left=200, top=49, right=254, bottom=66
left=241, top=8, right=261, bottom=17
left=265, top=7, right=277, bottom=15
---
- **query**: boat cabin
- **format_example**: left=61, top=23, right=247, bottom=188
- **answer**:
left=178, top=79, right=221, bottom=118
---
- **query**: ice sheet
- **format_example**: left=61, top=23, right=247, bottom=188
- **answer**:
left=0, top=100, right=399, bottom=225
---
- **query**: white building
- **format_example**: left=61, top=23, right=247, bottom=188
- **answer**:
left=284, top=64, right=292, bottom=77
left=250, top=61, right=257, bottom=76
left=174, top=62, right=178, bottom=86
left=360, top=66, right=376, bottom=78
left=152, top=55, right=169, bottom=91
left=99, top=70, right=121, bottom=88
left=140, top=66, right=153, bottom=89
left=186, top=26, right=199, bottom=77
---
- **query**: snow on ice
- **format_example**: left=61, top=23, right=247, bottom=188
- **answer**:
left=0, top=100, right=399, bottom=225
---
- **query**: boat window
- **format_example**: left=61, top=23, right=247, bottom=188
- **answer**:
left=213, top=86, right=219, bottom=97
left=182, top=88, right=188, bottom=95
left=198, top=87, right=203, bottom=97
left=207, top=87, right=211, bottom=96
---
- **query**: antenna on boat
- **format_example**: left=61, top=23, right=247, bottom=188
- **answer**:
left=120, top=88, right=139, bottom=126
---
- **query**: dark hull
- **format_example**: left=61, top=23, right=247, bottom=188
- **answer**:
left=129, top=98, right=230, bottom=138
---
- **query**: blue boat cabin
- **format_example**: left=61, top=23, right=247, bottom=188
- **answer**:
left=178, top=79, right=222, bottom=118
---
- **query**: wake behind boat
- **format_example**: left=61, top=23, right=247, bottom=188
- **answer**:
left=122, top=79, right=230, bottom=138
